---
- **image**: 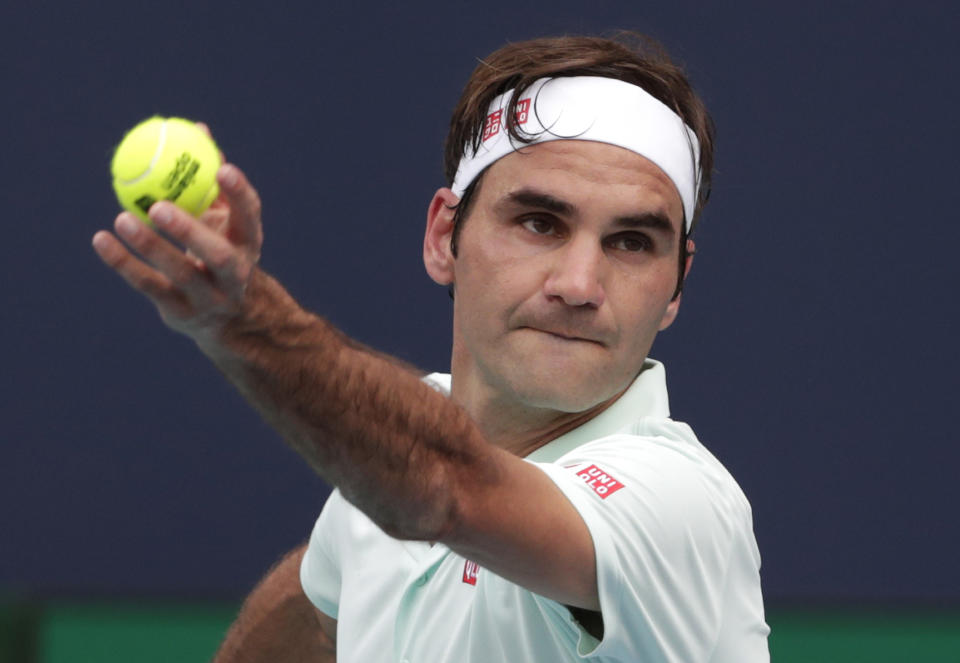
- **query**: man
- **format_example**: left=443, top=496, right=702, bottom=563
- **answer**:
left=93, top=34, right=769, bottom=662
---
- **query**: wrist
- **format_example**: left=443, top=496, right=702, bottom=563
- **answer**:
left=195, top=268, right=315, bottom=360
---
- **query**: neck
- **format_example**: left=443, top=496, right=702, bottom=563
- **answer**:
left=449, top=371, right=624, bottom=457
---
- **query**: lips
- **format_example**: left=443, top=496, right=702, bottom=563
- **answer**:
left=522, top=326, right=607, bottom=346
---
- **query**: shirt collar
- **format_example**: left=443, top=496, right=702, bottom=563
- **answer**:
left=423, top=358, right=671, bottom=464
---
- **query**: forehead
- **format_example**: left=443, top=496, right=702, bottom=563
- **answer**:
left=477, top=140, right=684, bottom=229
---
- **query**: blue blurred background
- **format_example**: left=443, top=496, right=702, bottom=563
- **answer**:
left=2, top=0, right=959, bottom=658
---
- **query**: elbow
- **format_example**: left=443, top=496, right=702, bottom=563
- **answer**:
left=377, top=496, right=461, bottom=543
left=367, top=465, right=465, bottom=543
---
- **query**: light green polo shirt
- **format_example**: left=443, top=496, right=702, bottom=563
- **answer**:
left=301, top=359, right=769, bottom=662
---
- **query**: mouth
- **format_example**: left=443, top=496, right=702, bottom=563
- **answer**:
left=522, top=327, right=606, bottom=347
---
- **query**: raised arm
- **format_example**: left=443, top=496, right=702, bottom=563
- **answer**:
left=92, top=161, right=599, bottom=610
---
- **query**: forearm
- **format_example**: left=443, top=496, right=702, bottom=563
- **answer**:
left=198, top=268, right=495, bottom=540
left=93, top=167, right=494, bottom=542
left=213, top=545, right=335, bottom=663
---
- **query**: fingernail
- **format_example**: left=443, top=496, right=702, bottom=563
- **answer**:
left=220, top=164, right=238, bottom=188
left=116, top=215, right=139, bottom=238
left=92, top=231, right=110, bottom=251
left=152, top=204, right=173, bottom=225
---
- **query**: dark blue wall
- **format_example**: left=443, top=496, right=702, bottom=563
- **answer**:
left=2, top=0, right=958, bottom=602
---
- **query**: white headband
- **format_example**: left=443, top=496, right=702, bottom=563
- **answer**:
left=451, top=76, right=701, bottom=231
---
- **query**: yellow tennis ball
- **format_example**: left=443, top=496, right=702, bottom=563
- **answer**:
left=111, top=116, right=222, bottom=224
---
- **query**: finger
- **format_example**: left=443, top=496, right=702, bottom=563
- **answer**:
left=92, top=228, right=181, bottom=304
left=198, top=199, right=231, bottom=234
left=194, top=122, right=229, bottom=234
left=216, top=163, right=263, bottom=250
left=149, top=201, right=247, bottom=289
left=113, top=211, right=212, bottom=296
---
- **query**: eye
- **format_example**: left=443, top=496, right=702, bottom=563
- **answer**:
left=607, top=233, right=652, bottom=252
left=520, top=216, right=559, bottom=236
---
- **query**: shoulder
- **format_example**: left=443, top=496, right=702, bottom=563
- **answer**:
left=526, top=420, right=765, bottom=660
left=539, top=418, right=754, bottom=542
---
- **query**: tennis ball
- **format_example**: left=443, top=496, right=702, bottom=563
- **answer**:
left=111, top=116, right=221, bottom=224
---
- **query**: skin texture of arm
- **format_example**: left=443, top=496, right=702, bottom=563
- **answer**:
left=212, top=544, right=336, bottom=663
left=92, top=161, right=600, bottom=610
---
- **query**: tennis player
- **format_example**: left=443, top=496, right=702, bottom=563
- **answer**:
left=93, top=34, right=769, bottom=662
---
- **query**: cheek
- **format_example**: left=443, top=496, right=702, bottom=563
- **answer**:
left=453, top=253, right=509, bottom=326
left=457, top=233, right=545, bottom=301
left=612, top=270, right=678, bottom=333
left=623, top=305, right=666, bottom=341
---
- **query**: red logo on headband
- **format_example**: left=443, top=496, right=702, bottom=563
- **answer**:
left=482, top=109, right=503, bottom=141
left=515, top=98, right=531, bottom=125
left=482, top=100, right=532, bottom=142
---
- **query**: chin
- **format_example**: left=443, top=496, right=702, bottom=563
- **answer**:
left=501, top=365, right=622, bottom=413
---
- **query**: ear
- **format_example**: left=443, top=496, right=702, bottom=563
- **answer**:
left=658, top=238, right=695, bottom=331
left=423, top=187, right=460, bottom=286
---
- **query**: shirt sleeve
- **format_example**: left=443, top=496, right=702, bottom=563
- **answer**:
left=299, top=489, right=345, bottom=620
left=531, top=434, right=751, bottom=662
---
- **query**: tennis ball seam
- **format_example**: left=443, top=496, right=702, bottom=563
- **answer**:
left=116, top=119, right=169, bottom=186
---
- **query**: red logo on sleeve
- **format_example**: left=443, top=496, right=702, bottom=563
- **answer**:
left=576, top=464, right=625, bottom=499
left=462, top=560, right=480, bottom=585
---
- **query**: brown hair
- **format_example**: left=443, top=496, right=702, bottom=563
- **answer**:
left=443, top=34, right=715, bottom=297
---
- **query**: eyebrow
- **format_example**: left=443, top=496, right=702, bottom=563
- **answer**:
left=504, top=189, right=574, bottom=216
left=500, top=187, right=677, bottom=235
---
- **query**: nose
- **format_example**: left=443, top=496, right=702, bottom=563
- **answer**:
left=543, top=237, right=606, bottom=308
